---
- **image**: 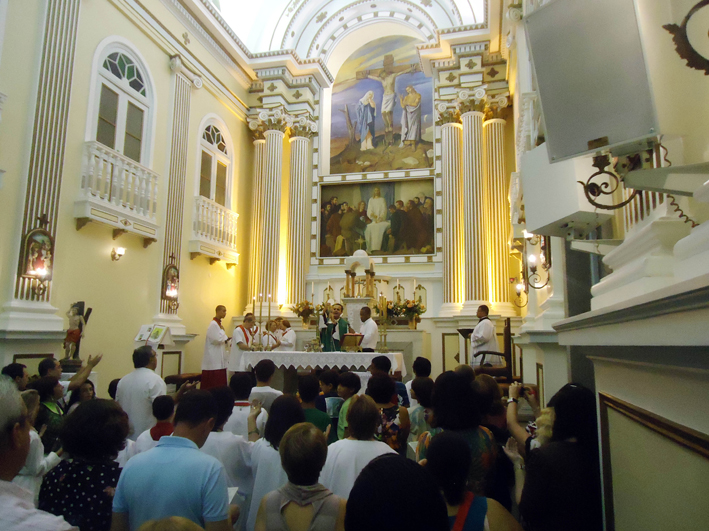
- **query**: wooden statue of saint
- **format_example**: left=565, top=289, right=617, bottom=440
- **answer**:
left=63, top=301, right=92, bottom=360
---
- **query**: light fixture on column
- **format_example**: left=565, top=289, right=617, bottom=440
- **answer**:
left=512, top=277, right=528, bottom=308
left=524, top=235, right=551, bottom=290
left=111, top=247, right=126, bottom=261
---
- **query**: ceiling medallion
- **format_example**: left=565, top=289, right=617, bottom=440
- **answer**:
left=663, top=0, right=709, bottom=75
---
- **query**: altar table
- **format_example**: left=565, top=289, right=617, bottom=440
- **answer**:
left=236, top=350, right=406, bottom=377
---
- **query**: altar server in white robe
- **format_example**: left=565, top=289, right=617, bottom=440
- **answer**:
left=201, top=305, right=230, bottom=389
left=471, top=304, right=503, bottom=366
left=275, top=319, right=296, bottom=351
left=260, top=321, right=281, bottom=351
left=359, top=307, right=378, bottom=352
left=228, top=313, right=257, bottom=375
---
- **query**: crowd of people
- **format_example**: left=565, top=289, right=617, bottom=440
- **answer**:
left=1, top=347, right=603, bottom=531
left=319, top=189, right=435, bottom=257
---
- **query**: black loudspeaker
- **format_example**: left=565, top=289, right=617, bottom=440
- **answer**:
left=525, top=0, right=658, bottom=163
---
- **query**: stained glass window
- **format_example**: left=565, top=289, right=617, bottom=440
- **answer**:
left=202, top=125, right=228, bottom=154
left=102, top=52, right=147, bottom=97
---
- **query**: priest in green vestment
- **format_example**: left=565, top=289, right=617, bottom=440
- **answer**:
left=319, top=302, right=353, bottom=351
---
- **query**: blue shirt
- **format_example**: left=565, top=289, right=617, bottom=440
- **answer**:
left=113, top=435, right=229, bottom=530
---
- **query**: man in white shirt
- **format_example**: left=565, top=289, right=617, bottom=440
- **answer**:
left=248, top=360, right=282, bottom=413
left=116, top=346, right=167, bottom=440
left=275, top=319, right=296, bottom=351
left=228, top=314, right=257, bottom=375
left=202, top=305, right=230, bottom=389
left=471, top=305, right=503, bottom=367
left=359, top=307, right=378, bottom=352
left=0, top=378, right=77, bottom=530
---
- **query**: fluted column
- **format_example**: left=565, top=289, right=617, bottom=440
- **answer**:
left=248, top=139, right=266, bottom=304
left=440, top=121, right=464, bottom=316
left=285, top=134, right=311, bottom=306
left=256, top=129, right=285, bottom=307
left=461, top=110, right=490, bottom=311
left=483, top=113, right=514, bottom=316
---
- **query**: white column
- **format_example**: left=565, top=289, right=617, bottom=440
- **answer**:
left=440, top=122, right=464, bottom=317
left=248, top=139, right=266, bottom=307
left=484, top=117, right=515, bottom=316
left=461, top=111, right=489, bottom=312
left=256, top=129, right=285, bottom=313
left=285, top=135, right=310, bottom=306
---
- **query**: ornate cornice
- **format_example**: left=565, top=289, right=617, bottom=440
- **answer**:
left=436, top=102, right=461, bottom=125
left=248, top=108, right=317, bottom=139
left=457, top=87, right=487, bottom=114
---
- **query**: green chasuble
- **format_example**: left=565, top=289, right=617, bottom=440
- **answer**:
left=320, top=317, right=350, bottom=351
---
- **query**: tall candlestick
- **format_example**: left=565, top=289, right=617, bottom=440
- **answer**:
left=259, top=294, right=263, bottom=346
left=311, top=282, right=314, bottom=304
left=267, top=294, right=271, bottom=329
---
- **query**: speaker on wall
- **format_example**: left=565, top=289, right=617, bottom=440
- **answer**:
left=524, top=0, right=659, bottom=163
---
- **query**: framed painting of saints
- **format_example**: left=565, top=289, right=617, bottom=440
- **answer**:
left=319, top=178, right=435, bottom=258
left=330, top=35, right=434, bottom=174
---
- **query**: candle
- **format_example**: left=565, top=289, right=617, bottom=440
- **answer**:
left=268, top=294, right=271, bottom=330
left=397, top=279, right=400, bottom=288
left=259, top=294, right=263, bottom=343
left=413, top=278, right=417, bottom=289
left=311, top=282, right=315, bottom=303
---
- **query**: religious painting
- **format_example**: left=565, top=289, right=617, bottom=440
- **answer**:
left=319, top=179, right=435, bottom=257
left=330, top=35, right=434, bottom=174
left=21, top=228, right=54, bottom=280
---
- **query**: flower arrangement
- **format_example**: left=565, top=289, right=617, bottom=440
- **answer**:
left=399, top=299, right=426, bottom=320
left=290, top=300, right=315, bottom=319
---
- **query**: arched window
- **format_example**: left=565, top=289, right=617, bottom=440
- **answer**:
left=92, top=44, right=153, bottom=164
left=199, top=123, right=231, bottom=207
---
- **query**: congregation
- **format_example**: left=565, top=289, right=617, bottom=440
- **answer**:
left=0, top=341, right=602, bottom=531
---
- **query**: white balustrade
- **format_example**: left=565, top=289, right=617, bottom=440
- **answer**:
left=193, top=195, right=239, bottom=250
left=81, top=141, right=158, bottom=220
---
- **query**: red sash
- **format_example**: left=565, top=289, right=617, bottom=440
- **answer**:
left=452, top=492, right=475, bottom=531
left=238, top=325, right=250, bottom=345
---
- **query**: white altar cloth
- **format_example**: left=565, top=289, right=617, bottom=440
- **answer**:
left=236, top=351, right=406, bottom=377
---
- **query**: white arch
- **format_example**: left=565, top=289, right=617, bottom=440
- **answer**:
left=85, top=36, right=157, bottom=167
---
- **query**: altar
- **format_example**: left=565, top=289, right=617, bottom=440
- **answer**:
left=235, top=350, right=406, bottom=376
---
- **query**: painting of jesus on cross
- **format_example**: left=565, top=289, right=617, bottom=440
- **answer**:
left=330, top=35, right=434, bottom=174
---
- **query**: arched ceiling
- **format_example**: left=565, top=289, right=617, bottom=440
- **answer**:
left=219, top=0, right=487, bottom=61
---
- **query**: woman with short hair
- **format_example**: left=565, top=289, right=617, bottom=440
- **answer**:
left=319, top=395, right=396, bottom=499
left=247, top=395, right=306, bottom=531
left=39, top=399, right=129, bottom=531
left=254, top=423, right=346, bottom=531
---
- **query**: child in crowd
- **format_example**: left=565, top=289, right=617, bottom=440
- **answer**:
left=408, top=376, right=434, bottom=444
left=249, top=359, right=283, bottom=412
left=337, top=371, right=361, bottom=440
left=224, top=372, right=267, bottom=438
left=407, top=357, right=431, bottom=408
left=318, top=369, right=343, bottom=444
left=133, top=395, right=175, bottom=455
left=298, top=375, right=331, bottom=434
left=368, top=356, right=409, bottom=407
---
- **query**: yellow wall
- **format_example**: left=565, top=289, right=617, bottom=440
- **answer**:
left=0, top=0, right=255, bottom=394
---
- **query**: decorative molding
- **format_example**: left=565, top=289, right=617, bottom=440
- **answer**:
left=248, top=108, right=317, bottom=139
left=14, top=0, right=80, bottom=302
left=169, top=54, right=203, bottom=89
left=435, top=101, right=461, bottom=125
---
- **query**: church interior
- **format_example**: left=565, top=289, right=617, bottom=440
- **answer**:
left=1, top=0, right=708, bottom=529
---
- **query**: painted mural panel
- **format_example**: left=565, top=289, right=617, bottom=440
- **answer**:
left=330, top=36, right=434, bottom=174
left=319, top=179, right=435, bottom=257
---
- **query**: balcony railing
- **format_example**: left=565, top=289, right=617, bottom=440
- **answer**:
left=75, top=142, right=160, bottom=242
left=189, top=196, right=239, bottom=264
left=80, top=141, right=158, bottom=220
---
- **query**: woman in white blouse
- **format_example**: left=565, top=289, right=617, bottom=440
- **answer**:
left=13, top=390, right=62, bottom=506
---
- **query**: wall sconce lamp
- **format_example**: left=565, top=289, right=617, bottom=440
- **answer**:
left=524, top=236, right=551, bottom=290
left=111, top=247, right=126, bottom=261
left=512, top=277, right=528, bottom=308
